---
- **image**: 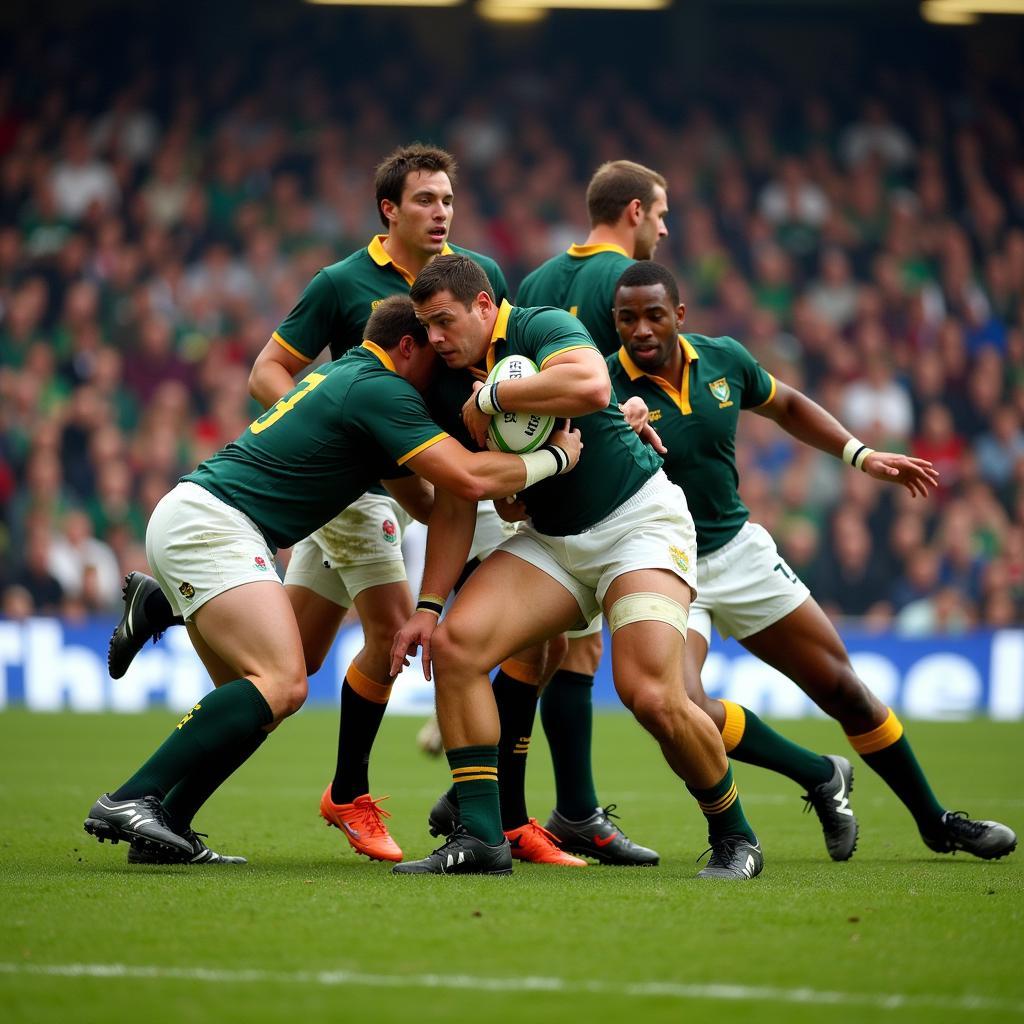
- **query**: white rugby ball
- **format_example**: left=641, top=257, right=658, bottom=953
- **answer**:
left=485, top=355, right=555, bottom=454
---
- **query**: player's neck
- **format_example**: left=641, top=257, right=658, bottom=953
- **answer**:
left=582, top=225, right=635, bottom=257
left=382, top=234, right=433, bottom=277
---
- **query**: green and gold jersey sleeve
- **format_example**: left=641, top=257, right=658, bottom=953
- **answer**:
left=272, top=270, right=339, bottom=364
left=346, top=372, right=450, bottom=468
left=519, top=306, right=598, bottom=367
left=727, top=336, right=777, bottom=409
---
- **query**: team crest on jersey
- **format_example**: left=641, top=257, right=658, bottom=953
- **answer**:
left=648, top=408, right=663, bottom=423
left=709, top=378, right=733, bottom=408
left=254, top=556, right=268, bottom=571
left=371, top=298, right=386, bottom=311
left=669, top=546, right=690, bottom=574
left=179, top=581, right=195, bottom=600
left=382, top=519, right=398, bottom=544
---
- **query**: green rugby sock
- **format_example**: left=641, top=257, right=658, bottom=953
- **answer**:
left=493, top=671, right=540, bottom=831
left=687, top=765, right=757, bottom=843
left=540, top=669, right=599, bottom=819
left=163, top=731, right=267, bottom=833
left=848, top=710, right=945, bottom=831
left=719, top=700, right=833, bottom=790
left=447, top=745, right=503, bottom=845
left=111, top=678, right=273, bottom=800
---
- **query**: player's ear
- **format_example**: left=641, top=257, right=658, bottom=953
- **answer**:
left=627, top=198, right=643, bottom=226
left=677, top=303, right=687, bottom=327
left=380, top=199, right=397, bottom=225
left=475, top=290, right=493, bottom=315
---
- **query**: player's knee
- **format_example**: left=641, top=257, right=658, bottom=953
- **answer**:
left=625, top=681, right=676, bottom=740
left=430, top=622, right=474, bottom=679
left=361, top=612, right=406, bottom=660
left=817, top=660, right=882, bottom=723
left=258, top=669, right=308, bottom=721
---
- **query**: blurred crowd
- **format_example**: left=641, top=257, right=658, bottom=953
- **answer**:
left=0, top=22, right=1022, bottom=631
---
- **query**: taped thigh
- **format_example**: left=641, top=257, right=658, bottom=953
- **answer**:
left=607, top=591, right=688, bottom=638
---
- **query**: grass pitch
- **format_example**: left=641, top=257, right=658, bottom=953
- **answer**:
left=0, top=709, right=1021, bottom=1024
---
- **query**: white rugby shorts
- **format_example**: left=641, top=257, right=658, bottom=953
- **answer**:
left=688, top=521, right=810, bottom=643
left=146, top=481, right=281, bottom=621
left=284, top=492, right=412, bottom=608
left=498, top=470, right=697, bottom=629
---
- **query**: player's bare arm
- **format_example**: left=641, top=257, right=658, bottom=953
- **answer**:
left=382, top=475, right=435, bottom=524
left=390, top=488, right=476, bottom=680
left=249, top=339, right=311, bottom=409
left=405, top=429, right=581, bottom=503
left=461, top=348, right=610, bottom=447
left=754, top=379, right=939, bottom=498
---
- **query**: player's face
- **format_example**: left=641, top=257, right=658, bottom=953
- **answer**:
left=614, top=283, right=685, bottom=372
left=389, top=171, right=454, bottom=256
left=634, top=185, right=669, bottom=261
left=403, top=339, right=439, bottom=394
left=413, top=289, right=491, bottom=369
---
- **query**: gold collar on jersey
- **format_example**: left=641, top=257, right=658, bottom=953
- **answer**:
left=566, top=242, right=630, bottom=259
left=368, top=235, right=454, bottom=286
left=483, top=299, right=514, bottom=375
left=616, top=334, right=700, bottom=416
left=361, top=339, right=397, bottom=372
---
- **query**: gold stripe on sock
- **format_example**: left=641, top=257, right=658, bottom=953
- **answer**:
left=847, top=708, right=904, bottom=755
left=719, top=700, right=746, bottom=753
left=500, top=658, right=542, bottom=685
left=513, top=738, right=531, bottom=754
left=345, top=663, right=392, bottom=705
left=699, top=783, right=738, bottom=815
left=451, top=766, right=498, bottom=778
left=450, top=773, right=500, bottom=783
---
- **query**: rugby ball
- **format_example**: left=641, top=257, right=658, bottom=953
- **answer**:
left=485, top=355, right=555, bottom=454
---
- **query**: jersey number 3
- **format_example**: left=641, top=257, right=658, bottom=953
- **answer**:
left=250, top=372, right=326, bottom=435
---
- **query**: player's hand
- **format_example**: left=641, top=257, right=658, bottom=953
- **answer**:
left=494, top=496, right=529, bottom=522
left=390, top=610, right=440, bottom=680
left=461, top=382, right=491, bottom=449
left=861, top=452, right=939, bottom=498
left=549, top=419, right=583, bottom=472
left=619, top=397, right=667, bottom=454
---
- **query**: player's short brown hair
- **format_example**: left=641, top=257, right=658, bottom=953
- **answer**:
left=409, top=254, right=494, bottom=308
left=365, top=295, right=428, bottom=350
left=586, top=160, right=667, bottom=228
left=374, top=144, right=457, bottom=228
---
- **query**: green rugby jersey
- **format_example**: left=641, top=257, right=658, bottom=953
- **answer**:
left=427, top=301, right=661, bottom=537
left=273, top=236, right=509, bottom=364
left=183, top=343, right=448, bottom=550
left=606, top=334, right=776, bottom=556
left=516, top=244, right=634, bottom=357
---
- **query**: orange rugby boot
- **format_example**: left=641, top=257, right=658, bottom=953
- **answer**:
left=320, top=788, right=403, bottom=862
left=504, top=818, right=588, bottom=866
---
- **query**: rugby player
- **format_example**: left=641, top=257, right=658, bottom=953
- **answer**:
left=511, top=160, right=667, bottom=864
left=608, top=261, right=1017, bottom=861
left=391, top=254, right=763, bottom=879
left=108, top=144, right=534, bottom=864
left=85, top=298, right=582, bottom=865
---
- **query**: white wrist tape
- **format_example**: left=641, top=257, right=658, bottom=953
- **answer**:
left=517, top=444, right=568, bottom=488
left=476, top=383, right=502, bottom=416
left=841, top=437, right=875, bottom=472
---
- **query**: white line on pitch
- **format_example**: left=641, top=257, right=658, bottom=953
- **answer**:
left=0, top=962, right=1020, bottom=1014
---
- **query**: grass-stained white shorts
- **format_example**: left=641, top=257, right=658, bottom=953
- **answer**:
left=499, top=470, right=697, bottom=629
left=284, top=492, right=412, bottom=608
left=146, top=481, right=281, bottom=621
left=688, top=521, right=810, bottom=643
